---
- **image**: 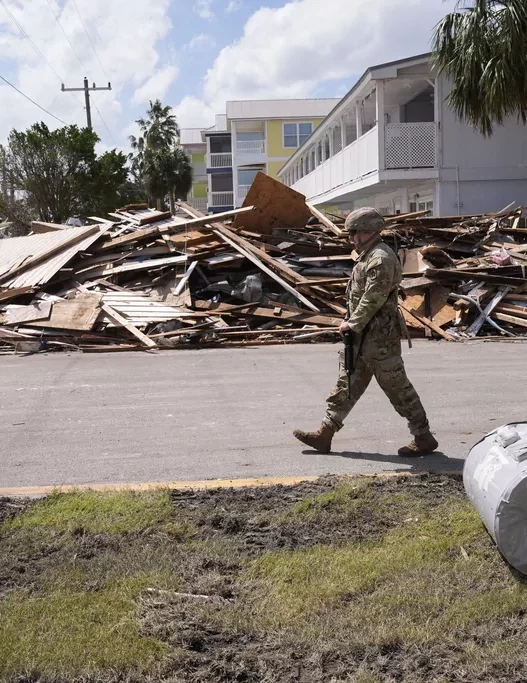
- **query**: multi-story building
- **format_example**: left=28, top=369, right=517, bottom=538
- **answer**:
left=202, top=100, right=339, bottom=214
left=179, top=128, right=207, bottom=213
left=278, top=53, right=527, bottom=217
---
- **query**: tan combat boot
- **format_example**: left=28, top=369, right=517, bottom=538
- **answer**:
left=398, top=431, right=438, bottom=457
left=293, top=423, right=334, bottom=454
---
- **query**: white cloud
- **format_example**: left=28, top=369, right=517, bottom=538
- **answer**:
left=225, top=0, right=242, bottom=12
left=194, top=0, right=214, bottom=19
left=203, top=0, right=456, bottom=111
left=172, top=96, right=215, bottom=129
left=132, top=65, right=179, bottom=104
left=185, top=33, right=216, bottom=50
left=0, top=0, right=173, bottom=145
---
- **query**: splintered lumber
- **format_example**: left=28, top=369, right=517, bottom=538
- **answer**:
left=100, top=303, right=157, bottom=348
left=307, top=204, right=343, bottom=237
left=98, top=207, right=254, bottom=252
left=0, top=287, right=34, bottom=303
left=4, top=301, right=52, bottom=324
left=399, top=302, right=456, bottom=341
left=213, top=228, right=320, bottom=312
left=30, top=295, right=102, bottom=331
left=173, top=261, right=198, bottom=296
left=468, top=288, right=510, bottom=337
left=493, top=312, right=527, bottom=329
left=30, top=221, right=67, bottom=233
left=178, top=202, right=320, bottom=313
left=78, top=254, right=188, bottom=280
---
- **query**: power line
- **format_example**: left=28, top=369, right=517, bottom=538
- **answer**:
left=0, top=0, right=63, bottom=82
left=71, top=0, right=110, bottom=81
left=0, top=74, right=68, bottom=125
left=92, top=100, right=117, bottom=145
left=44, top=0, right=86, bottom=71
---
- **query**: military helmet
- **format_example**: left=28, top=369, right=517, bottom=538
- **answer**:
left=344, top=207, right=385, bottom=234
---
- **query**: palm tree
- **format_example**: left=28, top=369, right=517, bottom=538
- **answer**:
left=433, top=0, right=527, bottom=136
left=128, top=100, right=185, bottom=211
left=142, top=147, right=193, bottom=214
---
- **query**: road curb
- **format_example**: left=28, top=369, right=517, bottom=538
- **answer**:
left=0, top=470, right=463, bottom=497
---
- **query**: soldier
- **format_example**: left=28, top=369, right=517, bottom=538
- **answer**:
left=294, top=207, right=438, bottom=457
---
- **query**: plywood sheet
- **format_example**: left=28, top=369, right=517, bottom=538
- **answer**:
left=30, top=295, right=102, bottom=331
left=233, top=172, right=310, bottom=235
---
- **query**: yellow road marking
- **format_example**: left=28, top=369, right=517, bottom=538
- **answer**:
left=0, top=471, right=462, bottom=497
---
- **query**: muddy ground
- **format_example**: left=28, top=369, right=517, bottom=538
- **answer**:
left=1, top=474, right=526, bottom=683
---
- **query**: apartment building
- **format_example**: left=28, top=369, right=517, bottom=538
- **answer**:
left=203, top=99, right=339, bottom=214
left=278, top=53, right=527, bottom=217
left=179, top=128, right=207, bottom=213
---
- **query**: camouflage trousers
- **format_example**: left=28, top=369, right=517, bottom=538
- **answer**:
left=323, top=338, right=430, bottom=436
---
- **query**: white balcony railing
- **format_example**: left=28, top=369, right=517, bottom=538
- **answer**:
left=236, top=140, right=265, bottom=155
left=385, top=122, right=437, bottom=169
left=290, top=127, right=379, bottom=202
left=208, top=153, right=232, bottom=168
left=187, top=197, right=207, bottom=212
left=209, top=191, right=234, bottom=207
left=237, top=185, right=251, bottom=203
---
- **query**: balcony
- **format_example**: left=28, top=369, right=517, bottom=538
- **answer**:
left=208, top=153, right=233, bottom=169
left=237, top=185, right=251, bottom=204
left=236, top=140, right=265, bottom=155
left=208, top=191, right=234, bottom=208
left=285, top=122, right=437, bottom=204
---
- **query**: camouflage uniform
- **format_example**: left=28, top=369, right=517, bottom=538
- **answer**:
left=322, top=236, right=430, bottom=437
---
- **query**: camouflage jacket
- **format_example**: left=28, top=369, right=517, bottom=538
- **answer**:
left=346, top=238, right=402, bottom=339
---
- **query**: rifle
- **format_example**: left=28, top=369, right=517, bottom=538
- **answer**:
left=343, top=330, right=355, bottom=400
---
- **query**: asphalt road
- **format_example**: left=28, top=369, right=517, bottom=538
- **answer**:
left=1, top=342, right=526, bottom=490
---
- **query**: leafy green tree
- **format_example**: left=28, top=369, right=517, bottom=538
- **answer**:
left=2, top=123, right=128, bottom=224
left=433, top=0, right=527, bottom=136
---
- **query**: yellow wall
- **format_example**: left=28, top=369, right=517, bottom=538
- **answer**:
left=266, top=161, right=286, bottom=179
left=192, top=152, right=205, bottom=164
left=193, top=182, right=207, bottom=198
left=266, top=118, right=325, bottom=158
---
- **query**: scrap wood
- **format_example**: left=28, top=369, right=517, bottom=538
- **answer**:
left=307, top=203, right=343, bottom=237
left=29, top=295, right=102, bottom=331
left=233, top=172, right=311, bottom=234
left=100, top=303, right=157, bottom=348
left=3, top=301, right=52, bottom=324
left=399, top=301, right=457, bottom=341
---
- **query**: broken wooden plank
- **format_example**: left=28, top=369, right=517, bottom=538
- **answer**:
left=173, top=261, right=198, bottom=296
left=492, top=312, right=527, bottom=329
left=399, top=302, right=456, bottom=341
left=468, top=288, right=511, bottom=337
left=307, top=204, right=343, bottom=237
left=30, top=295, right=102, bottom=331
left=77, top=254, right=188, bottom=280
left=100, top=303, right=157, bottom=348
left=98, top=207, right=254, bottom=252
left=4, top=301, right=52, bottom=325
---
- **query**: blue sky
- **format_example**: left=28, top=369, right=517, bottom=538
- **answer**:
left=0, top=0, right=456, bottom=150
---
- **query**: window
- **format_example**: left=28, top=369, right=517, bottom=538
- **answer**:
left=283, top=122, right=313, bottom=148
left=410, top=199, right=434, bottom=215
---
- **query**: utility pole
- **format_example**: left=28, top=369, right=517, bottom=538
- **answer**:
left=61, top=77, right=112, bottom=130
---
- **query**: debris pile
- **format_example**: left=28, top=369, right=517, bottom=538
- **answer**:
left=0, top=173, right=526, bottom=354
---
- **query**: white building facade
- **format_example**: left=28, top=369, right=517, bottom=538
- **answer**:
left=278, top=54, right=527, bottom=217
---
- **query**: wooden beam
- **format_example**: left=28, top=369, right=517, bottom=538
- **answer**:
left=307, top=203, right=343, bottom=237
left=399, top=302, right=456, bottom=341
left=100, top=303, right=157, bottom=348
